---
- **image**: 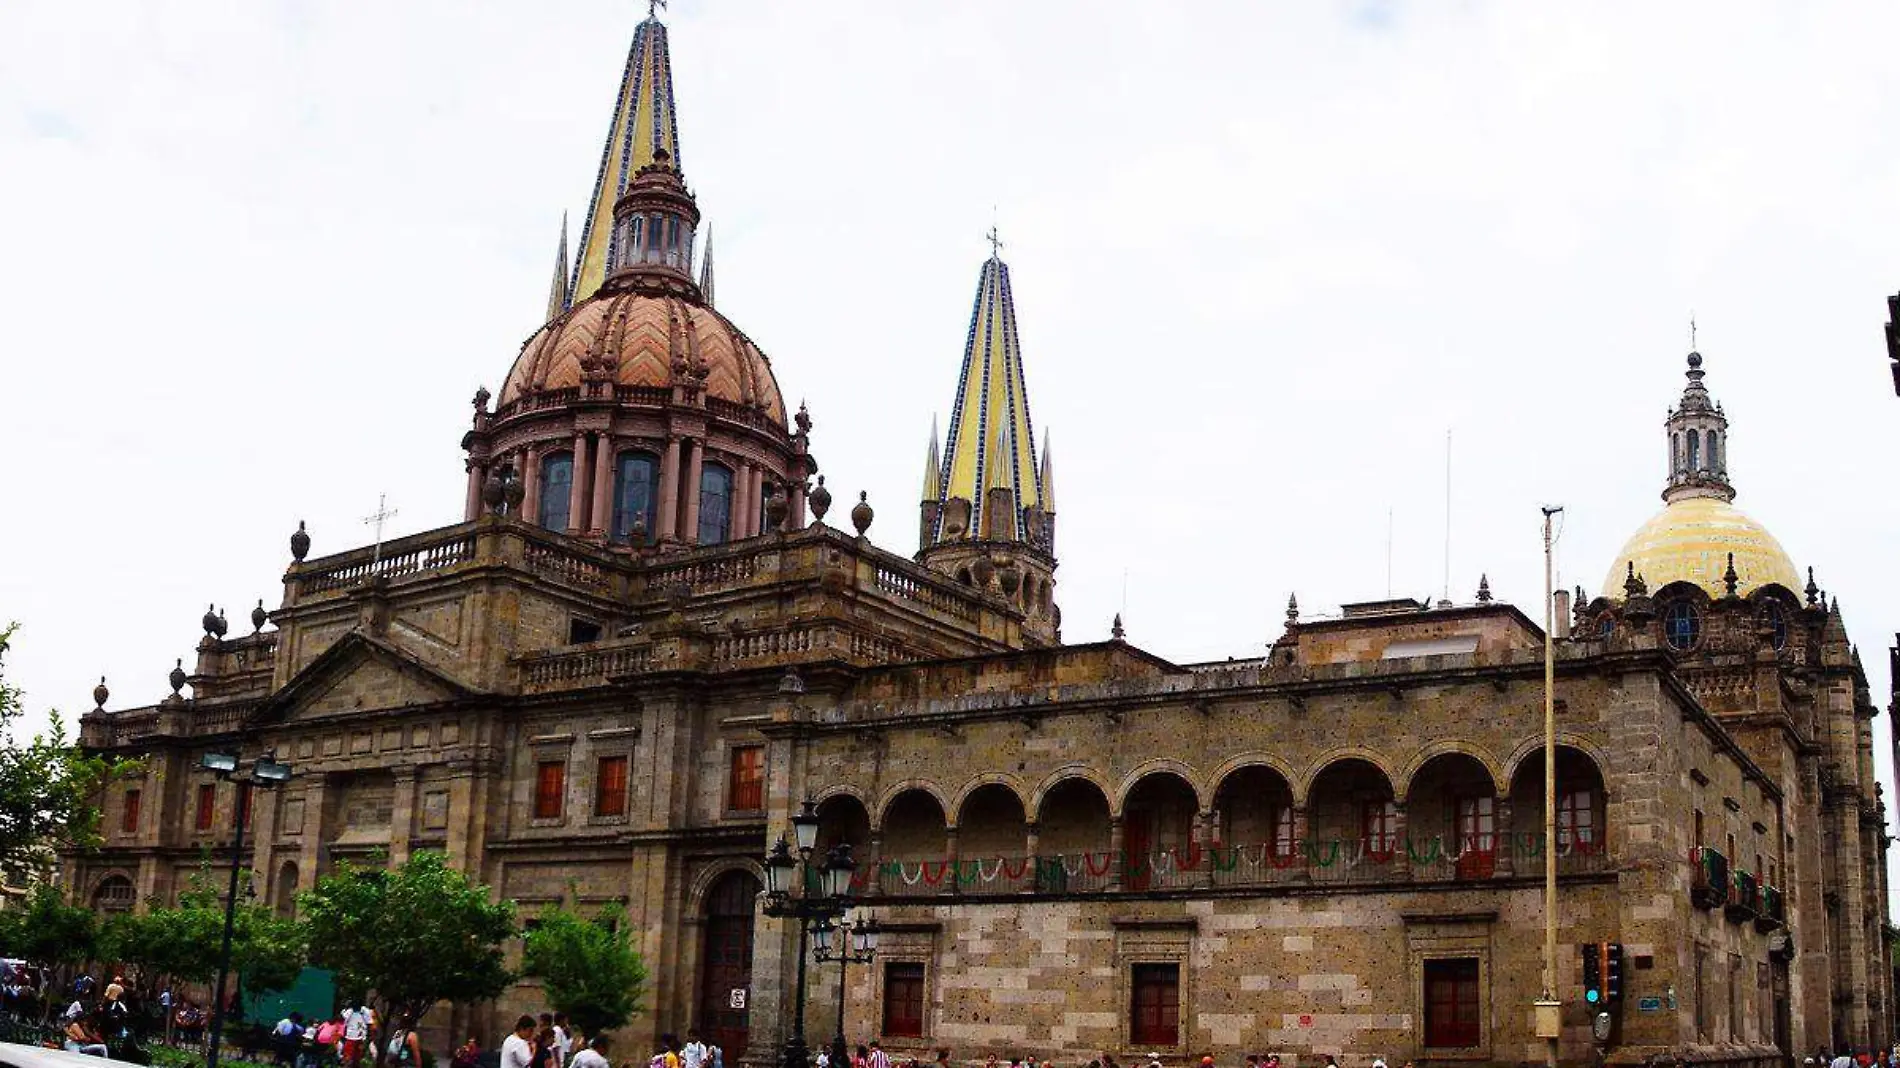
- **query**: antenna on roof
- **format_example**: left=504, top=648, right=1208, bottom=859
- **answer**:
left=1442, top=429, right=1453, bottom=605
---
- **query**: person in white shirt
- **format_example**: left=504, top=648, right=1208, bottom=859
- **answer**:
left=572, top=1035, right=612, bottom=1068
left=343, top=1005, right=374, bottom=1068
left=682, top=1030, right=708, bottom=1068
left=553, top=1015, right=572, bottom=1067
left=502, top=1016, right=538, bottom=1068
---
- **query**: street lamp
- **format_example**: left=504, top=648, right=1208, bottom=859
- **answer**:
left=200, top=750, right=293, bottom=1068
left=815, top=912, right=879, bottom=1068
left=761, top=800, right=857, bottom=1068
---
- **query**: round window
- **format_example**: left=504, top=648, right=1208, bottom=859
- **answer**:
left=1662, top=600, right=1701, bottom=651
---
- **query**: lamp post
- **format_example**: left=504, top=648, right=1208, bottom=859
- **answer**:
left=761, top=800, right=856, bottom=1068
left=201, top=750, right=293, bottom=1068
left=815, top=913, right=879, bottom=1068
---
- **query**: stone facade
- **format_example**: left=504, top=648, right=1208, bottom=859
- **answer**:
left=61, top=9, right=1894, bottom=1068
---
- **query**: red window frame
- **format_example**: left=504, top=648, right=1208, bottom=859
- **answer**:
left=882, top=962, right=925, bottom=1038
left=237, top=782, right=253, bottom=829
left=595, top=755, right=629, bottom=818
left=1362, top=799, right=1397, bottom=856
left=122, top=789, right=141, bottom=834
left=1130, top=963, right=1180, bottom=1047
left=195, top=783, right=216, bottom=831
left=534, top=761, right=566, bottom=820
left=1424, top=958, right=1481, bottom=1048
left=1558, top=788, right=1596, bottom=850
left=728, top=746, right=764, bottom=812
left=1456, top=795, right=1496, bottom=853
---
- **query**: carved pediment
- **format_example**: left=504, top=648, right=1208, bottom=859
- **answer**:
left=250, top=630, right=482, bottom=728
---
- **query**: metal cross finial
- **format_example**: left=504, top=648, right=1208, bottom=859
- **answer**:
left=362, top=494, right=399, bottom=568
left=1690, top=314, right=1697, bottom=351
left=985, top=224, right=1004, bottom=260
left=648, top=0, right=667, bottom=18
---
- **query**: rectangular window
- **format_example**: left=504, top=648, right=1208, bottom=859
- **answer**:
left=1728, top=954, right=1743, bottom=1041
left=1693, top=944, right=1709, bottom=1039
left=195, top=783, right=216, bottom=831
left=1558, top=788, right=1595, bottom=849
left=121, top=790, right=141, bottom=834
left=595, top=755, right=629, bottom=818
left=1693, top=809, right=1704, bottom=847
left=882, top=962, right=925, bottom=1038
left=237, top=783, right=253, bottom=829
left=1456, top=795, right=1496, bottom=853
left=1362, top=799, right=1397, bottom=855
left=534, top=761, right=566, bottom=820
left=728, top=746, right=764, bottom=812
left=1423, top=958, right=1482, bottom=1048
left=1129, top=963, right=1180, bottom=1047
left=1272, top=805, right=1295, bottom=858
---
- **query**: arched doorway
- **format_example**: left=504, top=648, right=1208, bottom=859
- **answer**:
left=697, top=870, right=760, bottom=1059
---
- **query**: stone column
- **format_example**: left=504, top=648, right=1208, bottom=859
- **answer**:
left=590, top=433, right=616, bottom=537
left=464, top=461, right=485, bottom=522
left=736, top=463, right=756, bottom=538
left=1391, top=799, right=1411, bottom=879
left=296, top=776, right=329, bottom=893
left=1493, top=795, right=1514, bottom=877
left=867, top=831, right=884, bottom=895
left=389, top=768, right=418, bottom=866
left=520, top=447, right=541, bottom=525
left=658, top=436, right=682, bottom=542
left=567, top=432, right=590, bottom=536
left=1195, top=811, right=1215, bottom=888
left=942, top=826, right=960, bottom=897
left=1107, top=816, right=1124, bottom=891
left=1291, top=804, right=1311, bottom=882
left=682, top=439, right=704, bottom=544
left=791, top=477, right=808, bottom=529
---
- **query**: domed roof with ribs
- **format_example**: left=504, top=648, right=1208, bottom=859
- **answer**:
left=498, top=291, right=787, bottom=429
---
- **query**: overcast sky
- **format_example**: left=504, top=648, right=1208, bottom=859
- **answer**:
left=3, top=0, right=1897, bottom=877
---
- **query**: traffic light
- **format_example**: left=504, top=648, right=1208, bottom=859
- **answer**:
left=1604, top=943, right=1624, bottom=1004
left=1582, top=941, right=1602, bottom=1004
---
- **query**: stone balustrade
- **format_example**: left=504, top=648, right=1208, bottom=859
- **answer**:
left=296, top=526, right=481, bottom=595
left=520, top=641, right=654, bottom=694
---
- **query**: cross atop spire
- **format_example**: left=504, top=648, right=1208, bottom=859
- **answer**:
left=649, top=0, right=667, bottom=16
left=986, top=224, right=1004, bottom=261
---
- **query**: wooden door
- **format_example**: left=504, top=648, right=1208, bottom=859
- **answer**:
left=697, top=872, right=759, bottom=1058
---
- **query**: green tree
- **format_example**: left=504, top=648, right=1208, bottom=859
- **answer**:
left=300, top=852, right=515, bottom=1035
left=0, top=624, right=122, bottom=880
left=3, top=882, right=98, bottom=971
left=100, top=868, right=308, bottom=1003
left=522, top=903, right=648, bottom=1039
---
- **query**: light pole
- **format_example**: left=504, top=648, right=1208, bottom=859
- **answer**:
left=201, top=750, right=293, bottom=1068
left=760, top=800, right=855, bottom=1068
left=1537, top=506, right=1565, bottom=1068
left=815, top=913, right=879, bottom=1068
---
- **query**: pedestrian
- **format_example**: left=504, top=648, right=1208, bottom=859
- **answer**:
left=870, top=1041, right=892, bottom=1068
left=935, top=1050, right=951, bottom=1068
left=573, top=1035, right=611, bottom=1068
left=533, top=1017, right=559, bottom=1068
left=1834, top=1051, right=1857, bottom=1068
left=342, top=1003, right=375, bottom=1068
left=1324, top=1058, right=1340, bottom=1068
left=1144, top=1054, right=1163, bottom=1068
left=817, top=1049, right=831, bottom=1068
left=275, top=1012, right=307, bottom=1065
left=683, top=1029, right=709, bottom=1068
left=454, top=1038, right=484, bottom=1068
left=503, top=1017, right=538, bottom=1068
left=710, top=1042, right=725, bottom=1068
left=64, top=1010, right=109, bottom=1057
left=554, top=1015, right=573, bottom=1068
left=388, top=1014, right=423, bottom=1068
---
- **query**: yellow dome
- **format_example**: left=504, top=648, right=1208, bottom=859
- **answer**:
left=1602, top=496, right=1802, bottom=599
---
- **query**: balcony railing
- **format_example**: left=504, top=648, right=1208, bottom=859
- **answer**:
left=861, top=835, right=1614, bottom=899
left=1757, top=883, right=1787, bottom=932
left=1727, top=868, right=1761, bottom=923
left=1692, top=846, right=1730, bottom=910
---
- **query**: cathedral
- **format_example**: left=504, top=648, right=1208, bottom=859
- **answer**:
left=69, top=10, right=1893, bottom=1068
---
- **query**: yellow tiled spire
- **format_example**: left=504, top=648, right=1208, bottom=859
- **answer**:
left=927, top=247, right=1043, bottom=542
left=545, top=213, right=570, bottom=322
left=921, top=415, right=942, bottom=500
left=569, top=10, right=684, bottom=306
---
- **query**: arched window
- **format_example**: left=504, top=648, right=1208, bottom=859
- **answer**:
left=1671, top=433, right=1682, bottom=473
left=1710, top=432, right=1723, bottom=474
left=611, top=452, right=660, bottom=544
left=1759, top=601, right=1789, bottom=651
left=539, top=452, right=574, bottom=533
left=698, top=464, right=733, bottom=545
left=1686, top=429, right=1701, bottom=472
left=1597, top=613, right=1616, bottom=639
left=91, top=875, right=135, bottom=914
left=1662, top=600, right=1701, bottom=651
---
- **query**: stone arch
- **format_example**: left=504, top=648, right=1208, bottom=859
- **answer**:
left=1397, top=740, right=1506, bottom=802
left=1210, top=759, right=1297, bottom=853
left=274, top=860, right=299, bottom=917
left=1503, top=734, right=1612, bottom=793
left=89, top=872, right=136, bottom=913
left=1208, top=752, right=1301, bottom=797
left=1114, top=758, right=1206, bottom=817
left=873, top=780, right=953, bottom=830
left=685, top=857, right=768, bottom=916
left=948, top=773, right=1030, bottom=827
left=1030, top=764, right=1115, bottom=817
left=955, top=782, right=1030, bottom=860
left=878, top=786, right=949, bottom=860
left=1294, top=746, right=1398, bottom=806
left=814, top=793, right=872, bottom=855
left=1653, top=579, right=1712, bottom=606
